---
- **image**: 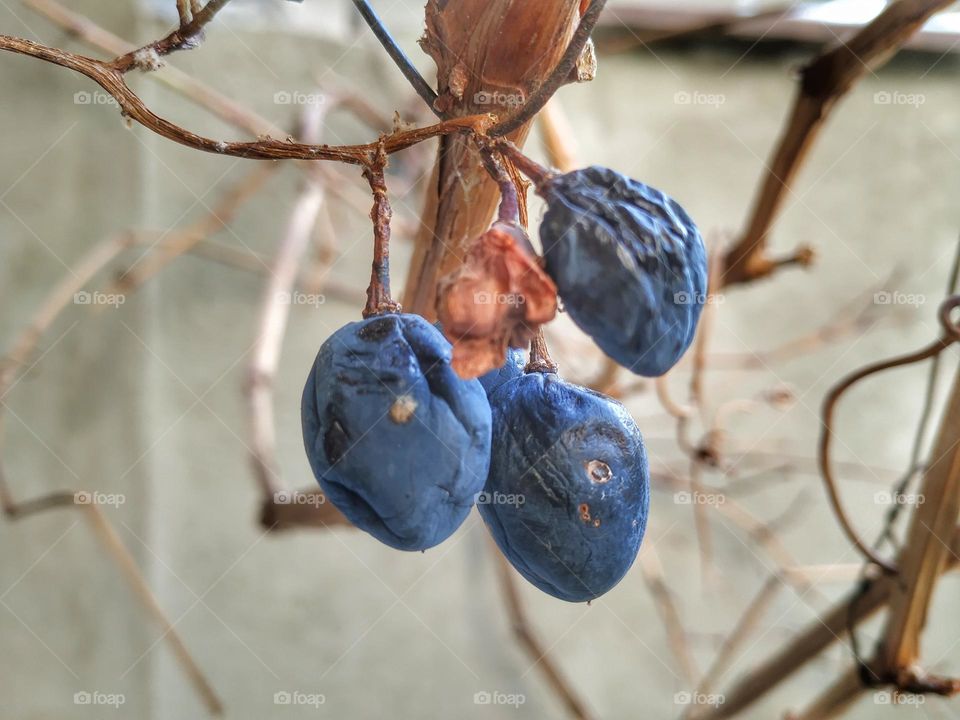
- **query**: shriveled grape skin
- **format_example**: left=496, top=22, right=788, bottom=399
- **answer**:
left=478, top=346, right=527, bottom=396
left=480, top=372, right=649, bottom=602
left=301, top=314, right=492, bottom=551
left=540, top=166, right=708, bottom=377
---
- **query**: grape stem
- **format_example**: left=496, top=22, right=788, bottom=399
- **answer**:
left=362, top=143, right=402, bottom=318
left=497, top=141, right=556, bottom=186
left=526, top=328, right=559, bottom=374
left=479, top=149, right=520, bottom=225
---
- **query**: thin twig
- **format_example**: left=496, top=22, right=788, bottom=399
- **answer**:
left=493, top=545, right=594, bottom=720
left=247, top=102, right=327, bottom=499
left=0, top=34, right=492, bottom=163
left=350, top=0, right=440, bottom=113
left=818, top=296, right=960, bottom=574
left=111, top=165, right=278, bottom=295
left=722, top=0, right=954, bottom=286
left=112, top=0, right=234, bottom=72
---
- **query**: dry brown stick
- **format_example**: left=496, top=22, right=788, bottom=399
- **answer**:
left=493, top=546, right=595, bottom=720
left=111, top=165, right=278, bottom=295
left=82, top=503, right=223, bottom=714
left=689, top=564, right=867, bottom=708
left=639, top=549, right=699, bottom=685
left=112, top=0, right=234, bottom=73
left=787, top=666, right=865, bottom=720
left=23, top=0, right=382, bottom=215
left=0, top=233, right=135, bottom=388
left=245, top=104, right=327, bottom=500
left=690, top=576, right=892, bottom=720
left=0, top=34, right=495, bottom=163
left=722, top=0, right=954, bottom=287
left=818, top=296, right=960, bottom=574
left=0, top=239, right=223, bottom=714
left=175, top=0, right=193, bottom=26
left=695, top=526, right=960, bottom=718
left=3, top=495, right=224, bottom=714
left=878, top=358, right=960, bottom=681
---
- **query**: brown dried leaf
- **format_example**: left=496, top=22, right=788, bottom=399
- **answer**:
left=437, top=222, right=557, bottom=378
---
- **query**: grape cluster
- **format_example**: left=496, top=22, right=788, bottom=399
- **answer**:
left=301, top=161, right=706, bottom=602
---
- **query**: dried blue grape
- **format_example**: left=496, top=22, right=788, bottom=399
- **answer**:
left=539, top=167, right=708, bottom=376
left=301, top=314, right=492, bottom=551
left=478, top=346, right=526, bottom=396
left=479, top=371, right=650, bottom=602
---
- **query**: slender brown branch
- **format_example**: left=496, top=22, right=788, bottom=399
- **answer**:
left=722, top=0, right=954, bottom=287
left=246, top=104, right=327, bottom=499
left=112, top=0, right=234, bottom=72
left=0, top=34, right=493, bottom=163
left=819, top=298, right=960, bottom=574
left=111, top=165, right=278, bottom=295
left=493, top=544, right=594, bottom=720
left=639, top=550, right=699, bottom=685
left=176, top=0, right=193, bottom=26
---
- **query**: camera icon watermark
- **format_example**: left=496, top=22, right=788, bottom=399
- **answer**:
left=74, top=91, right=119, bottom=107
left=873, top=291, right=925, bottom=307
left=674, top=291, right=724, bottom=306
left=473, top=690, right=526, bottom=707
left=475, top=491, right=525, bottom=507
left=74, top=691, right=125, bottom=708
left=273, top=490, right=326, bottom=507
left=874, top=690, right=925, bottom=706
left=874, top=491, right=924, bottom=507
left=674, top=491, right=725, bottom=507
left=273, top=91, right=326, bottom=106
left=275, top=291, right=325, bottom=308
left=674, top=691, right=725, bottom=707
left=873, top=90, right=925, bottom=107
left=474, top=291, right=526, bottom=307
left=273, top=690, right=326, bottom=707
left=674, top=90, right=726, bottom=108
left=74, top=491, right=126, bottom=508
left=474, top=90, right=525, bottom=109
left=74, top=291, right=125, bottom=308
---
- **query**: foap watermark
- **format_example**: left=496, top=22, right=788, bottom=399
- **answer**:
left=474, top=90, right=525, bottom=109
left=475, top=291, right=525, bottom=307
left=674, top=291, right=724, bottom=306
left=874, top=691, right=925, bottom=706
left=275, top=291, right=325, bottom=308
left=873, top=91, right=925, bottom=108
left=74, top=290, right=125, bottom=308
left=74, top=91, right=118, bottom=108
left=874, top=491, right=925, bottom=507
left=74, top=491, right=126, bottom=508
left=674, top=491, right=725, bottom=507
left=674, top=691, right=725, bottom=708
left=674, top=90, right=725, bottom=108
left=475, top=491, right=525, bottom=507
left=874, top=291, right=925, bottom=307
left=273, top=91, right=326, bottom=106
left=74, top=691, right=125, bottom=708
left=473, top=691, right=526, bottom=708
left=273, top=490, right=326, bottom=507
left=273, top=691, right=326, bottom=708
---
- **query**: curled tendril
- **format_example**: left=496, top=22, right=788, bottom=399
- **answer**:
left=819, top=294, right=960, bottom=575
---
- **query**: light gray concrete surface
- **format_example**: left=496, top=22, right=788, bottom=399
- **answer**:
left=1, top=2, right=958, bottom=719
